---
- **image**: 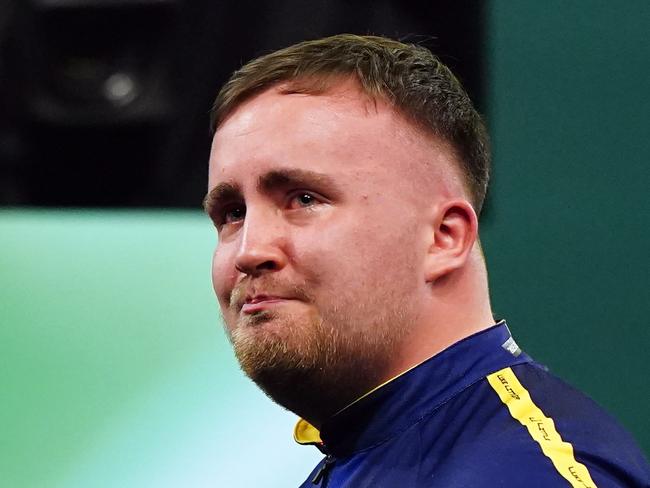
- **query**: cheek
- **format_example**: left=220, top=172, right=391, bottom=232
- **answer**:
left=317, top=210, right=421, bottom=287
left=292, top=220, right=384, bottom=288
left=211, top=245, right=236, bottom=307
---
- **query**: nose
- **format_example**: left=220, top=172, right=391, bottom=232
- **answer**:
left=233, top=210, right=288, bottom=277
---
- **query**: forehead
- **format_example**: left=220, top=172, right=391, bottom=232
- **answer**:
left=218, top=78, right=397, bottom=136
left=208, top=80, right=458, bottom=199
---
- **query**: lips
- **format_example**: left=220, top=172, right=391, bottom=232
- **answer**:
left=230, top=280, right=309, bottom=314
left=241, top=294, right=291, bottom=314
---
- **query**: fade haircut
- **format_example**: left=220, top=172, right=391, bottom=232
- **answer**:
left=210, top=34, right=491, bottom=216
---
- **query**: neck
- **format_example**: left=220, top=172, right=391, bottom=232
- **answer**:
left=384, top=246, right=495, bottom=381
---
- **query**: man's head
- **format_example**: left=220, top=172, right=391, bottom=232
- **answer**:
left=211, top=34, right=490, bottom=216
left=205, top=34, right=492, bottom=426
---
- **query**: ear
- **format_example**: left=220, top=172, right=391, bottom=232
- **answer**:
left=424, top=200, right=479, bottom=283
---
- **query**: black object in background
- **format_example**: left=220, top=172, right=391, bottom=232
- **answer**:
left=0, top=0, right=486, bottom=207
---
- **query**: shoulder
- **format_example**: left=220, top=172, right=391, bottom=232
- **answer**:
left=505, top=363, right=647, bottom=464
left=507, top=363, right=650, bottom=486
left=417, top=362, right=650, bottom=487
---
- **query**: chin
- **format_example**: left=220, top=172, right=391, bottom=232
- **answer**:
left=229, top=312, right=401, bottom=422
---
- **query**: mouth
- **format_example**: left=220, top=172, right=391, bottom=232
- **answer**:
left=241, top=294, right=292, bottom=314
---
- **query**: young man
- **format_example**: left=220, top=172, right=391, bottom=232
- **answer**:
left=204, top=34, right=649, bottom=487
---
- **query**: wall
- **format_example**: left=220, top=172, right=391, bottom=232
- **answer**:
left=0, top=210, right=321, bottom=487
left=484, top=0, right=649, bottom=454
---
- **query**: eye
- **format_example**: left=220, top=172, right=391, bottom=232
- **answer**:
left=221, top=204, right=246, bottom=225
left=289, top=192, right=318, bottom=209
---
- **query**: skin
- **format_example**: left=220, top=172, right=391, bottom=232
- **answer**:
left=206, top=79, right=495, bottom=427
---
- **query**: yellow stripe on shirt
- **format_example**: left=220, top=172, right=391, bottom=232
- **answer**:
left=487, top=367, right=598, bottom=488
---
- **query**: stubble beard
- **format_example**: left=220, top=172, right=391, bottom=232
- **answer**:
left=225, top=292, right=409, bottom=426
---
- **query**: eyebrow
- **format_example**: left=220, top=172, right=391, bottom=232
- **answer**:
left=203, top=181, right=241, bottom=216
left=258, top=168, right=341, bottom=196
left=203, top=168, right=342, bottom=215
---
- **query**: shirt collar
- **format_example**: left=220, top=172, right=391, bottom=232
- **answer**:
left=294, top=321, right=531, bottom=456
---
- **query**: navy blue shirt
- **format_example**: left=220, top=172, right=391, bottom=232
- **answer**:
left=295, top=323, right=650, bottom=487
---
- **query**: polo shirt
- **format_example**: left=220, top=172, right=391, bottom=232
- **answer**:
left=294, top=322, right=650, bottom=487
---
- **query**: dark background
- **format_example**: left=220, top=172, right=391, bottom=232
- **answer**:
left=0, top=0, right=485, bottom=207
left=1, top=0, right=648, bottom=461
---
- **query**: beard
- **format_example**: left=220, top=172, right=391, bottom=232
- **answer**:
left=223, top=277, right=410, bottom=427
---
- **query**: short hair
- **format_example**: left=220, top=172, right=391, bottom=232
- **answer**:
left=210, top=34, right=491, bottom=216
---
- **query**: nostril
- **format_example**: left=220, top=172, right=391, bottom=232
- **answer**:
left=235, top=259, right=278, bottom=276
left=258, top=260, right=276, bottom=271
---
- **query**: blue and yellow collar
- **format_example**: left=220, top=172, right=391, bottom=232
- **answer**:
left=293, top=321, right=527, bottom=455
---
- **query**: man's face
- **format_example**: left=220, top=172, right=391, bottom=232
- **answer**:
left=206, top=80, right=446, bottom=422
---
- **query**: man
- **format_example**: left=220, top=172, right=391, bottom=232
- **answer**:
left=204, top=34, right=649, bottom=487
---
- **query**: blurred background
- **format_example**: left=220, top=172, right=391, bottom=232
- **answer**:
left=1, top=1, right=648, bottom=486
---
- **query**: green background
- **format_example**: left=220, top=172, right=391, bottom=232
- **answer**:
left=1, top=3, right=648, bottom=486
left=484, top=0, right=649, bottom=458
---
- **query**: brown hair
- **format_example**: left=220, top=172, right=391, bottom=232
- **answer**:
left=210, top=34, right=491, bottom=215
